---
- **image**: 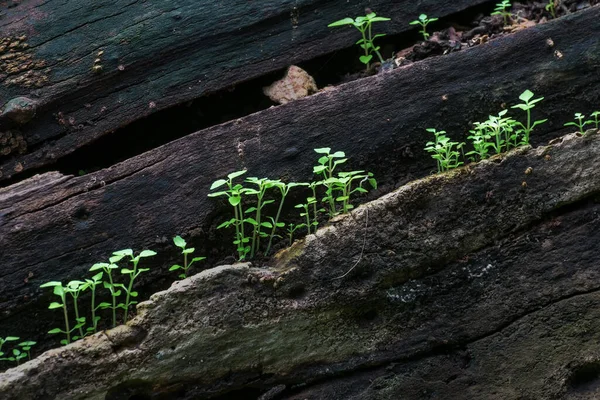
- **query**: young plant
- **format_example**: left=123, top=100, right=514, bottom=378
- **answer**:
left=564, top=113, right=587, bottom=134
left=545, top=0, right=557, bottom=19
left=588, top=111, right=599, bottom=130
left=209, top=170, right=251, bottom=260
left=90, top=261, right=121, bottom=328
left=17, top=341, right=36, bottom=362
left=295, top=199, right=317, bottom=235
left=466, top=122, right=492, bottom=161
left=112, top=249, right=157, bottom=324
left=424, top=128, right=465, bottom=173
left=40, top=281, right=85, bottom=345
left=0, top=336, right=19, bottom=361
left=84, top=271, right=104, bottom=334
left=492, top=0, right=512, bottom=25
left=482, top=110, right=515, bottom=154
left=313, top=148, right=347, bottom=217
left=244, top=177, right=279, bottom=259
left=264, top=182, right=308, bottom=256
left=334, top=171, right=377, bottom=214
left=409, top=14, right=438, bottom=41
left=328, top=12, right=390, bottom=68
left=169, top=236, right=206, bottom=279
left=65, top=280, right=88, bottom=340
left=287, top=223, right=306, bottom=246
left=511, top=89, right=547, bottom=145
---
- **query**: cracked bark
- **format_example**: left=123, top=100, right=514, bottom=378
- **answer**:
left=2, top=131, right=600, bottom=399
left=0, top=6, right=599, bottom=355
left=0, top=0, right=491, bottom=181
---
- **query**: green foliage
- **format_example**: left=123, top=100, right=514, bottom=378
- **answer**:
left=511, top=90, right=547, bottom=145
left=564, top=113, right=588, bottom=134
left=424, top=129, right=465, bottom=172
left=209, top=170, right=251, bottom=260
left=491, top=0, right=512, bottom=25
left=409, top=14, right=438, bottom=41
left=169, top=236, right=206, bottom=279
left=328, top=12, right=390, bottom=68
left=40, top=281, right=85, bottom=345
left=588, top=111, right=599, bottom=130
left=0, top=336, right=19, bottom=363
left=286, top=223, right=306, bottom=246
left=264, top=182, right=308, bottom=256
left=84, top=272, right=104, bottom=334
left=112, top=249, right=157, bottom=324
left=91, top=261, right=121, bottom=328
left=312, top=147, right=376, bottom=217
left=545, top=0, right=557, bottom=19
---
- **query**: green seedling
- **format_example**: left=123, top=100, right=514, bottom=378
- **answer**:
left=40, top=281, right=85, bottom=345
left=17, top=341, right=36, bottom=362
left=84, top=272, right=103, bottom=334
left=564, top=113, right=587, bottom=134
left=0, top=336, right=19, bottom=361
left=112, top=249, right=157, bottom=324
left=295, top=199, right=317, bottom=235
left=424, top=128, right=465, bottom=172
left=264, top=182, right=308, bottom=256
left=313, top=147, right=348, bottom=217
left=545, top=0, right=557, bottom=19
left=466, top=122, right=492, bottom=161
left=511, top=90, right=547, bottom=146
left=588, top=111, right=599, bottom=130
left=334, top=171, right=377, bottom=214
left=90, top=261, right=121, bottom=328
left=328, top=12, right=390, bottom=68
left=287, top=223, right=307, bottom=246
left=244, top=177, right=280, bottom=259
left=409, top=14, right=438, bottom=41
left=65, top=280, right=88, bottom=340
left=492, top=0, right=512, bottom=25
left=169, top=236, right=206, bottom=279
left=482, top=110, right=516, bottom=154
left=209, top=170, right=251, bottom=260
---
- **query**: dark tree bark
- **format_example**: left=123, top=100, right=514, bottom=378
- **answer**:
left=0, top=0, right=489, bottom=181
left=0, top=6, right=599, bottom=351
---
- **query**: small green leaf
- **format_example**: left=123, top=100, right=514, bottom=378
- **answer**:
left=113, top=249, right=133, bottom=257
left=328, top=17, right=355, bottom=27
left=229, top=196, right=241, bottom=207
left=121, top=268, right=134, bottom=274
left=139, top=250, right=157, bottom=258
left=209, top=179, right=227, bottom=190
left=173, top=236, right=186, bottom=248
left=48, top=328, right=62, bottom=334
left=227, top=170, right=247, bottom=180
left=48, top=302, right=63, bottom=309
left=40, top=281, right=62, bottom=288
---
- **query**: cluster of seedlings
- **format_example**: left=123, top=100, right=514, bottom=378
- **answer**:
left=0, top=147, right=374, bottom=369
left=328, top=1, right=566, bottom=72
left=209, top=148, right=377, bottom=260
left=424, top=89, right=599, bottom=173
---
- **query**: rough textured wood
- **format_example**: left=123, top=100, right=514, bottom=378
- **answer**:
left=0, top=0, right=489, bottom=181
left=2, top=130, right=600, bottom=399
left=0, top=7, right=599, bottom=348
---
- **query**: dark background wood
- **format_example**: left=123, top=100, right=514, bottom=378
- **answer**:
left=0, top=0, right=490, bottom=181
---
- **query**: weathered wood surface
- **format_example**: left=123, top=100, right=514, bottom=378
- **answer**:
left=2, top=130, right=600, bottom=399
left=0, top=7, right=599, bottom=347
left=0, top=0, right=489, bottom=182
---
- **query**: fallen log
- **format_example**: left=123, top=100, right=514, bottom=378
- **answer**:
left=1, top=129, right=600, bottom=399
left=0, top=6, right=599, bottom=350
left=0, top=0, right=490, bottom=182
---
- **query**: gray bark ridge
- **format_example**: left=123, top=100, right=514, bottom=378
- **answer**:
left=0, top=0, right=488, bottom=181
left=1, top=130, right=600, bottom=399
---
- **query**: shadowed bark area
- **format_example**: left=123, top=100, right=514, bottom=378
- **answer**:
left=0, top=6, right=599, bottom=352
left=0, top=0, right=490, bottom=181
left=1, top=130, right=600, bottom=399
